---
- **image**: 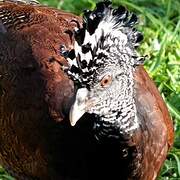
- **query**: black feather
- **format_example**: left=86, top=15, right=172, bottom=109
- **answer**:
left=74, top=28, right=85, bottom=45
left=83, top=1, right=111, bottom=35
left=126, top=13, right=138, bottom=27
left=68, top=49, right=76, bottom=60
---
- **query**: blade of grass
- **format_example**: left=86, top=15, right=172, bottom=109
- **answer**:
left=169, top=153, right=180, bottom=177
left=162, top=94, right=180, bottom=120
left=149, top=33, right=168, bottom=73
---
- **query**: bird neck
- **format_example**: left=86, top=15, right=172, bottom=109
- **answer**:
left=115, top=67, right=139, bottom=136
left=100, top=96, right=139, bottom=138
left=94, top=67, right=139, bottom=140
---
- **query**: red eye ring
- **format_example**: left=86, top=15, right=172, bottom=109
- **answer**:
left=100, top=74, right=112, bottom=87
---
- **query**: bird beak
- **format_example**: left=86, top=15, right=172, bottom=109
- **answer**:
left=69, top=88, right=89, bottom=126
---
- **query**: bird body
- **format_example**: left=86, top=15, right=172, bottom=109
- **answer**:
left=0, top=1, right=79, bottom=179
left=0, top=1, right=174, bottom=180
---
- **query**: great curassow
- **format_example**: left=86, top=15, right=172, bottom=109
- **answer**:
left=0, top=0, right=174, bottom=180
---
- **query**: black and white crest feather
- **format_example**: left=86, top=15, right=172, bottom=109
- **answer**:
left=61, top=1, right=144, bottom=86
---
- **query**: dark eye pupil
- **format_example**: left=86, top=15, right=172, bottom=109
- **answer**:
left=104, top=79, right=108, bottom=84
left=100, top=75, right=112, bottom=87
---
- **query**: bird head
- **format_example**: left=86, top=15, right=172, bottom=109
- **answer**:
left=62, top=1, right=145, bottom=139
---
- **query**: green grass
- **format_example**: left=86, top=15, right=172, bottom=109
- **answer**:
left=0, top=166, right=14, bottom=180
left=1, top=0, right=180, bottom=179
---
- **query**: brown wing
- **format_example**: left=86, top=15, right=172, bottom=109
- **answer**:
left=0, top=1, right=80, bottom=179
left=134, top=66, right=174, bottom=180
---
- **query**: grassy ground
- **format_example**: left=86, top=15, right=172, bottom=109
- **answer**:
left=1, top=0, right=180, bottom=179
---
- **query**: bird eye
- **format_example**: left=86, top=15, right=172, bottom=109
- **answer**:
left=100, top=74, right=112, bottom=88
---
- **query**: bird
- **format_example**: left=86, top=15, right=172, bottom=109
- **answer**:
left=0, top=0, right=174, bottom=180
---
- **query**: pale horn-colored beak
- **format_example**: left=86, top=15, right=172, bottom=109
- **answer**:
left=69, top=88, right=89, bottom=126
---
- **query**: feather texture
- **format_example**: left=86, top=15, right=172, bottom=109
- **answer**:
left=61, top=1, right=145, bottom=87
